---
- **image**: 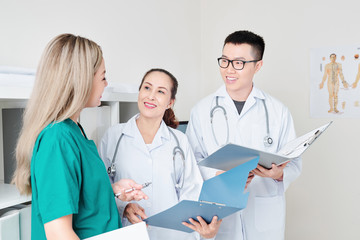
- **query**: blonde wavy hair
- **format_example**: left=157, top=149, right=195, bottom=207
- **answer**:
left=12, top=34, right=103, bottom=195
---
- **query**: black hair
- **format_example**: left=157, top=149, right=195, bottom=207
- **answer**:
left=224, top=30, right=265, bottom=60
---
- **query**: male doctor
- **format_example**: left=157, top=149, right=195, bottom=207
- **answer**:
left=186, top=30, right=302, bottom=240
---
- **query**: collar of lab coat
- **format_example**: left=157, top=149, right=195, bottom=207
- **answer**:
left=214, top=84, right=266, bottom=117
left=122, top=114, right=171, bottom=151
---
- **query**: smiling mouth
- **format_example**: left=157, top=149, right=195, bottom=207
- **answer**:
left=144, top=102, right=156, bottom=108
left=226, top=76, right=237, bottom=82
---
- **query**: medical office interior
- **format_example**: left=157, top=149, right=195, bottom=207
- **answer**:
left=0, top=0, right=359, bottom=239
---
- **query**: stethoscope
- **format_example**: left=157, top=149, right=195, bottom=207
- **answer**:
left=210, top=96, right=273, bottom=147
left=107, top=127, right=185, bottom=191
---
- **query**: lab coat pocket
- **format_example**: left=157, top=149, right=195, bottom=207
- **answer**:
left=255, top=195, right=284, bottom=232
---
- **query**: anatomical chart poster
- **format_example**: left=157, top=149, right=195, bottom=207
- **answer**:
left=310, top=45, right=360, bottom=118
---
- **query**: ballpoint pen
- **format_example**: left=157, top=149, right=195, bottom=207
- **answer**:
left=115, top=182, right=152, bottom=197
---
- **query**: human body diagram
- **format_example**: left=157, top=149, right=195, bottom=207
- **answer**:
left=319, top=54, right=349, bottom=113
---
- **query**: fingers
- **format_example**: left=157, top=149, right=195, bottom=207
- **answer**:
left=113, top=179, right=151, bottom=202
left=182, top=216, right=222, bottom=239
left=196, top=216, right=208, bottom=228
left=248, top=172, right=255, bottom=180
left=117, top=190, right=134, bottom=202
left=245, top=172, right=255, bottom=189
left=277, top=162, right=288, bottom=169
left=200, top=216, right=222, bottom=239
left=182, top=221, right=196, bottom=231
left=124, top=206, right=142, bottom=224
left=269, top=164, right=285, bottom=180
left=252, top=166, right=265, bottom=177
left=255, top=164, right=266, bottom=171
left=209, top=216, right=220, bottom=225
left=188, top=217, right=201, bottom=228
left=132, top=190, right=149, bottom=201
left=135, top=205, right=148, bottom=220
left=129, top=181, right=144, bottom=190
left=124, top=204, right=147, bottom=224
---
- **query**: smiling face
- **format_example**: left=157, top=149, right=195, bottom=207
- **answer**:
left=85, top=58, right=107, bottom=108
left=137, top=71, right=174, bottom=121
left=220, top=43, right=263, bottom=100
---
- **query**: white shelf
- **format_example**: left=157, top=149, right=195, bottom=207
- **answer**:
left=0, top=86, right=31, bottom=101
left=0, top=87, right=138, bottom=103
left=0, top=183, right=31, bottom=210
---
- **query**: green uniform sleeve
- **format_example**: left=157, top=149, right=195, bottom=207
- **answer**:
left=34, top=127, right=82, bottom=224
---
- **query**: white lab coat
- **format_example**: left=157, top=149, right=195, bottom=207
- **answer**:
left=186, top=85, right=302, bottom=240
left=98, top=114, right=205, bottom=240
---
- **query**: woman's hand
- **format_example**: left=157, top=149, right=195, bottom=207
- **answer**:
left=124, top=203, right=148, bottom=224
left=112, top=179, right=148, bottom=202
left=252, top=163, right=288, bottom=181
left=182, top=216, right=222, bottom=239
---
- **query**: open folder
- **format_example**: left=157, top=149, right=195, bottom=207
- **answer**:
left=198, top=121, right=332, bottom=170
left=144, top=157, right=259, bottom=233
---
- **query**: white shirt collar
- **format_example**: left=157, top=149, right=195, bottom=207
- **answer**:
left=122, top=113, right=171, bottom=144
left=214, top=84, right=265, bottom=101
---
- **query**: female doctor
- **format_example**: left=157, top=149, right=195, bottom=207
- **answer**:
left=98, top=68, right=221, bottom=240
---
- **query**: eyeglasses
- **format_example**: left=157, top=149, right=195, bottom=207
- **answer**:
left=217, top=57, right=261, bottom=70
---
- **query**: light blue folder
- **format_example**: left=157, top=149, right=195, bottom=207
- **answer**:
left=144, top=157, right=259, bottom=233
left=199, top=122, right=332, bottom=169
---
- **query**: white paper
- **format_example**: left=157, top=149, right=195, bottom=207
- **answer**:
left=84, top=222, right=149, bottom=240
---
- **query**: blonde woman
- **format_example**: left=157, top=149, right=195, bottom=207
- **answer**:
left=12, top=34, right=147, bottom=240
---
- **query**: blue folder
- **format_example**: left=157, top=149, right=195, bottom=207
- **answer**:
left=144, top=157, right=259, bottom=233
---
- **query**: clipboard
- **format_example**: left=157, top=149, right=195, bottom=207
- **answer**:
left=144, top=157, right=259, bottom=232
left=198, top=122, right=332, bottom=170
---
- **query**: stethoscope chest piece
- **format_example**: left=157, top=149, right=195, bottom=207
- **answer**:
left=263, top=136, right=273, bottom=147
left=107, top=163, right=116, bottom=177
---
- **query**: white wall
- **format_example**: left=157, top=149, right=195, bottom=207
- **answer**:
left=1, top=0, right=359, bottom=239
left=0, top=0, right=201, bottom=121
left=200, top=0, right=360, bottom=239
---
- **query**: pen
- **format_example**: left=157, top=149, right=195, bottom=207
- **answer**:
left=283, top=130, right=321, bottom=156
left=114, top=182, right=152, bottom=197
left=306, top=130, right=320, bottom=146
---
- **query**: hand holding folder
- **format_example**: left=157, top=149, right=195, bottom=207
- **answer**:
left=198, top=122, right=332, bottom=170
left=144, top=157, right=259, bottom=232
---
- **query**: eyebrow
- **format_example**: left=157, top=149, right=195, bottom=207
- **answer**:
left=144, top=81, right=168, bottom=91
left=221, top=55, right=246, bottom=60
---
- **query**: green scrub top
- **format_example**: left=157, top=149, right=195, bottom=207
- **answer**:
left=30, top=119, right=121, bottom=239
